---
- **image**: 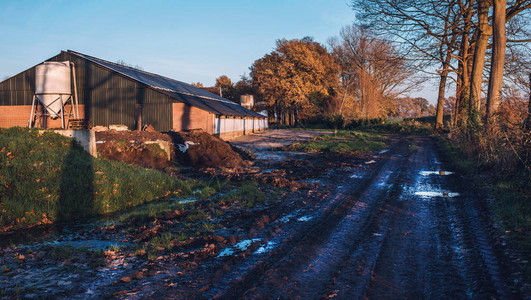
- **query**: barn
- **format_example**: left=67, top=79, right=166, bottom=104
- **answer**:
left=0, top=50, right=267, bottom=139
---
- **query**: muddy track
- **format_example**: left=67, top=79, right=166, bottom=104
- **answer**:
left=197, top=136, right=523, bottom=299
left=194, top=139, right=404, bottom=299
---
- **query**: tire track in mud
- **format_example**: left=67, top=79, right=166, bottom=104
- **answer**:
left=328, top=137, right=522, bottom=299
left=209, top=136, right=523, bottom=299
left=203, top=138, right=411, bottom=299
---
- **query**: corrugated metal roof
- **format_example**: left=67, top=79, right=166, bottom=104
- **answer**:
left=67, top=50, right=265, bottom=118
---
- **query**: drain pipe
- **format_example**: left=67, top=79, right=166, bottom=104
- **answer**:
left=70, top=62, right=80, bottom=118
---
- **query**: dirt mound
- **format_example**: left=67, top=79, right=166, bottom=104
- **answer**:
left=166, top=130, right=248, bottom=169
left=96, top=131, right=172, bottom=169
left=96, top=129, right=247, bottom=169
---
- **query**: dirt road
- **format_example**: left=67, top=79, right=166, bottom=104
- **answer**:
left=1, top=134, right=525, bottom=299
left=189, top=135, right=523, bottom=299
left=229, top=129, right=333, bottom=149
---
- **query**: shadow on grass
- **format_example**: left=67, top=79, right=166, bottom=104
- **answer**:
left=57, top=133, right=94, bottom=227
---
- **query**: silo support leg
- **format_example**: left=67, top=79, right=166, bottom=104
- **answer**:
left=28, top=95, right=37, bottom=128
left=61, top=97, right=65, bottom=129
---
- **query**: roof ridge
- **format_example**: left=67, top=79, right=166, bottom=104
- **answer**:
left=67, top=50, right=181, bottom=81
left=66, top=50, right=237, bottom=105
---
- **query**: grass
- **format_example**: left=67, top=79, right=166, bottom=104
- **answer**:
left=218, top=181, right=267, bottom=207
left=0, top=127, right=203, bottom=231
left=138, top=181, right=271, bottom=257
left=287, top=130, right=387, bottom=154
left=356, top=119, right=434, bottom=135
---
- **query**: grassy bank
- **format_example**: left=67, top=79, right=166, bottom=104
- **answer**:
left=0, top=127, right=203, bottom=232
left=287, top=131, right=387, bottom=153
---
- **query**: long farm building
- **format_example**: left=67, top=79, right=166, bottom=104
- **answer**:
left=0, top=50, right=267, bottom=139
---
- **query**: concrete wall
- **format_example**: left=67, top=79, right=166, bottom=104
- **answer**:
left=144, top=141, right=171, bottom=161
left=214, top=116, right=268, bottom=140
left=44, top=129, right=98, bottom=157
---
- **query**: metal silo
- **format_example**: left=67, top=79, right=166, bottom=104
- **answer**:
left=29, top=61, right=79, bottom=129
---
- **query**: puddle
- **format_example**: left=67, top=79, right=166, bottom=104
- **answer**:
left=303, top=179, right=323, bottom=185
left=297, top=215, right=313, bottom=222
left=254, top=241, right=277, bottom=254
left=218, top=238, right=261, bottom=257
left=279, top=215, right=293, bottom=223
left=415, top=191, right=460, bottom=198
left=217, top=248, right=235, bottom=257
left=279, top=210, right=301, bottom=223
left=234, top=239, right=261, bottom=251
left=253, top=151, right=307, bottom=162
left=420, top=171, right=455, bottom=176
left=177, top=197, right=197, bottom=204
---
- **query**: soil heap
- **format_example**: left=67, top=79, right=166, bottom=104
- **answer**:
left=96, top=129, right=248, bottom=169
left=96, top=130, right=173, bottom=169
left=166, top=130, right=248, bottom=169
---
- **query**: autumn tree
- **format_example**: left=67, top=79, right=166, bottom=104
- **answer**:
left=234, top=74, right=254, bottom=96
left=329, top=25, right=420, bottom=119
left=250, top=37, right=339, bottom=125
left=392, top=97, right=435, bottom=118
left=214, top=75, right=238, bottom=102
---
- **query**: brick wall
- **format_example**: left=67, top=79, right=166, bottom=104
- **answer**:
left=0, top=106, right=32, bottom=128
left=0, top=105, right=85, bottom=128
left=172, top=103, right=213, bottom=134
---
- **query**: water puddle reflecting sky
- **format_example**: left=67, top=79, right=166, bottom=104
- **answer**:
left=217, top=238, right=261, bottom=257
left=297, top=215, right=313, bottom=222
left=254, top=241, right=277, bottom=255
left=420, top=171, right=455, bottom=176
left=415, top=191, right=460, bottom=198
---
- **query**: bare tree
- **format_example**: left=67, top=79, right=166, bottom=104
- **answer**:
left=329, top=25, right=420, bottom=119
left=485, top=0, right=531, bottom=126
left=352, top=0, right=464, bottom=130
left=352, top=0, right=531, bottom=130
left=116, top=59, right=143, bottom=70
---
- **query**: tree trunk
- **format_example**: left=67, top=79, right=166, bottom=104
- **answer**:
left=527, top=73, right=531, bottom=130
left=435, top=71, right=449, bottom=131
left=469, top=0, right=491, bottom=125
left=455, top=0, right=474, bottom=128
left=486, top=0, right=507, bottom=126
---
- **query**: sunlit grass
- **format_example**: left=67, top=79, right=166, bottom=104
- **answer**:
left=287, top=130, right=387, bottom=153
left=0, top=127, right=202, bottom=231
left=356, top=119, right=434, bottom=135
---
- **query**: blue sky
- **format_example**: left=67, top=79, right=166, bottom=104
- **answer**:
left=1, top=0, right=353, bottom=82
left=0, top=0, right=437, bottom=102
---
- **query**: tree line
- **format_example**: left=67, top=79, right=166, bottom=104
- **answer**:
left=205, top=1, right=529, bottom=129
left=352, top=0, right=530, bottom=131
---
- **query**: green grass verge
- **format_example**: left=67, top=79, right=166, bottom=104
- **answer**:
left=287, top=130, right=387, bottom=153
left=0, top=127, right=203, bottom=231
left=439, top=137, right=530, bottom=282
left=356, top=119, right=434, bottom=135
